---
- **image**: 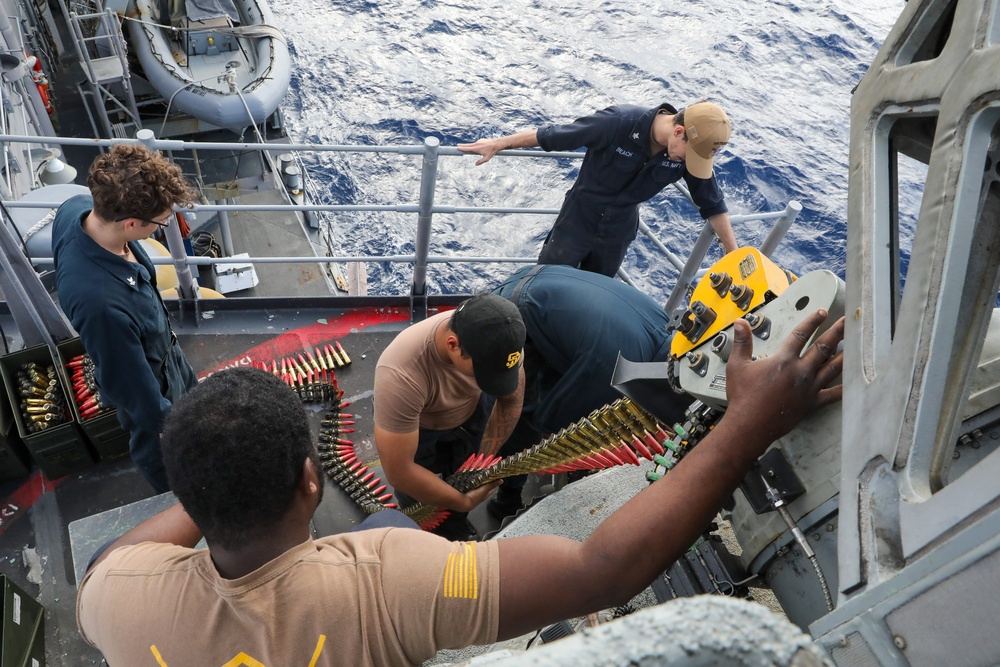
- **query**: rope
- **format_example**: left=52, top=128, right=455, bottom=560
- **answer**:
left=121, top=13, right=283, bottom=41
left=121, top=13, right=186, bottom=31
left=23, top=209, right=56, bottom=244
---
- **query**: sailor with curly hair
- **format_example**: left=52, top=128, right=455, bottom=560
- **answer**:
left=52, top=143, right=199, bottom=492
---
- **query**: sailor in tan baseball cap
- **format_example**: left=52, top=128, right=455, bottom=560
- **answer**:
left=459, top=98, right=740, bottom=276
left=681, top=101, right=731, bottom=179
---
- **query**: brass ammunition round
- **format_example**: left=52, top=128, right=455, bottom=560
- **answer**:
left=23, top=398, right=51, bottom=406
left=19, top=384, right=48, bottom=397
left=28, top=370, right=48, bottom=386
left=336, top=341, right=351, bottom=365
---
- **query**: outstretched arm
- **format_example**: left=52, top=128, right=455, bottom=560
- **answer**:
left=494, top=310, right=845, bottom=639
left=708, top=212, right=738, bottom=254
left=458, top=130, right=540, bottom=166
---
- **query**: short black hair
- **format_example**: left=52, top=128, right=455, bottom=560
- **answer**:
left=449, top=303, right=470, bottom=359
left=162, top=368, right=315, bottom=549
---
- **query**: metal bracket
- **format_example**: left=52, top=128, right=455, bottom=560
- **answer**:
left=739, top=448, right=806, bottom=515
left=409, top=287, right=428, bottom=322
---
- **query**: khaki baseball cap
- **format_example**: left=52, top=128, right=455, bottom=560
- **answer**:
left=684, top=102, right=730, bottom=179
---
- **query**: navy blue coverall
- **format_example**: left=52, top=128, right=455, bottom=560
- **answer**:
left=52, top=195, right=198, bottom=492
left=492, top=265, right=686, bottom=503
left=536, top=103, right=728, bottom=276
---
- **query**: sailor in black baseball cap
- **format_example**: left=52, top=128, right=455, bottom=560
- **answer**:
left=373, top=293, right=526, bottom=541
left=450, top=294, right=526, bottom=396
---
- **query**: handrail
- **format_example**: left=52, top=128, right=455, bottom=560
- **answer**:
left=0, top=133, right=583, bottom=157
left=28, top=255, right=537, bottom=266
left=1, top=200, right=799, bottom=221
left=0, top=132, right=800, bottom=322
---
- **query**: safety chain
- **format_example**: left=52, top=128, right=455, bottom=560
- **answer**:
left=665, top=357, right=685, bottom=395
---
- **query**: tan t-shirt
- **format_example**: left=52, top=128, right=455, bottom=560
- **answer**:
left=77, top=528, right=500, bottom=666
left=374, top=311, right=481, bottom=432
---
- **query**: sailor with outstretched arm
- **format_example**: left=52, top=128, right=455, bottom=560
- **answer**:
left=459, top=101, right=739, bottom=276
left=77, top=310, right=844, bottom=665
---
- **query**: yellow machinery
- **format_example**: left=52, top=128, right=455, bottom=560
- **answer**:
left=670, top=247, right=794, bottom=359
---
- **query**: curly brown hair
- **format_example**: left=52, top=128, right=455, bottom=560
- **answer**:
left=87, top=143, right=196, bottom=222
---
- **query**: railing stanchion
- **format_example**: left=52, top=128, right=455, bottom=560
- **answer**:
left=411, top=136, right=439, bottom=321
left=760, top=200, right=802, bottom=259
left=218, top=198, right=235, bottom=257
left=662, top=224, right=717, bottom=323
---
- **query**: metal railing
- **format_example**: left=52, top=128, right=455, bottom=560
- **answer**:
left=0, top=132, right=800, bottom=320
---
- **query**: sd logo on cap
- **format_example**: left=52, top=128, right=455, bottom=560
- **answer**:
left=452, top=294, right=526, bottom=396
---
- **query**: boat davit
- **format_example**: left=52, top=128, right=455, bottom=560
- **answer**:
left=125, top=0, right=291, bottom=129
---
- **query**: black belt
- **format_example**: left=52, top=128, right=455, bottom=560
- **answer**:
left=509, top=265, right=547, bottom=306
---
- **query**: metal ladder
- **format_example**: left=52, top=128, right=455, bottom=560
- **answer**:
left=67, top=6, right=142, bottom=139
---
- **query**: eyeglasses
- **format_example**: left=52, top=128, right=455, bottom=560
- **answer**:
left=115, top=214, right=171, bottom=228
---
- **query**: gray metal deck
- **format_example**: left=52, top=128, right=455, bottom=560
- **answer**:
left=197, top=186, right=336, bottom=297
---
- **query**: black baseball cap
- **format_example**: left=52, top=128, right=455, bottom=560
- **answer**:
left=451, top=294, right=526, bottom=396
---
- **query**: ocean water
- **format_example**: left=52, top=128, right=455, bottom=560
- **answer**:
left=270, top=0, right=906, bottom=298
